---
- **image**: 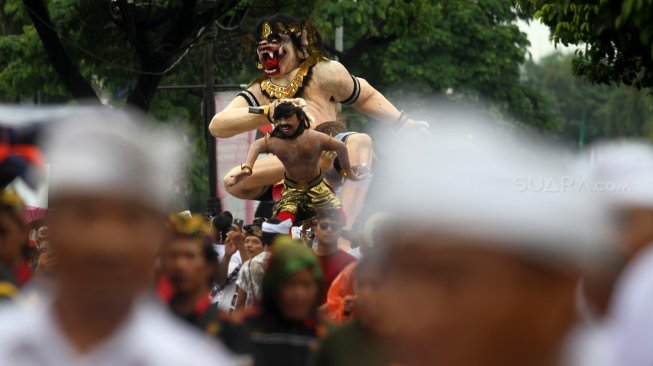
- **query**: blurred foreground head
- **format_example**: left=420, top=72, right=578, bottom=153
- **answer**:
left=45, top=108, right=183, bottom=310
left=580, top=140, right=653, bottom=260
left=370, top=113, right=616, bottom=366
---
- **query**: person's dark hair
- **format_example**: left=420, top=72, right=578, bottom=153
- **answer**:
left=261, top=217, right=282, bottom=246
left=252, top=217, right=267, bottom=227
left=201, top=238, right=218, bottom=261
left=314, top=121, right=347, bottom=137
left=271, top=102, right=310, bottom=139
left=202, top=240, right=218, bottom=284
left=315, top=208, right=344, bottom=224
left=211, top=211, right=233, bottom=243
left=243, top=224, right=262, bottom=238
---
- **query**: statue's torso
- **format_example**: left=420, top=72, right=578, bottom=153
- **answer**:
left=249, top=61, right=339, bottom=126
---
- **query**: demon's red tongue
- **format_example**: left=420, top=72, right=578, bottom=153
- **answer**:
left=264, top=56, right=279, bottom=70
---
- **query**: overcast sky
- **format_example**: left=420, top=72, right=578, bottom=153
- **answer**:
left=517, top=19, right=580, bottom=62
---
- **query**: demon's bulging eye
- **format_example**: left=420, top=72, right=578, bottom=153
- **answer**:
left=258, top=35, right=281, bottom=47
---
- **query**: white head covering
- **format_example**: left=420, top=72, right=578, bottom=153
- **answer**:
left=578, top=143, right=653, bottom=366
left=44, top=108, right=184, bottom=211
left=262, top=218, right=292, bottom=234
left=371, top=112, right=616, bottom=270
left=579, top=140, right=653, bottom=209
left=363, top=212, right=390, bottom=249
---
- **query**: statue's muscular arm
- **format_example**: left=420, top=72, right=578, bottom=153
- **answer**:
left=209, top=87, right=269, bottom=138
left=317, top=60, right=402, bottom=124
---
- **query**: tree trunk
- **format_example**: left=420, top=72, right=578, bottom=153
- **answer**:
left=22, top=0, right=100, bottom=103
left=125, top=72, right=164, bottom=112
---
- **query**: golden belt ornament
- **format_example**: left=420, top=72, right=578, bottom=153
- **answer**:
left=296, top=180, right=309, bottom=190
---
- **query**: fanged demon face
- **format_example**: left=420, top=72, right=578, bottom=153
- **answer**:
left=257, top=33, right=300, bottom=78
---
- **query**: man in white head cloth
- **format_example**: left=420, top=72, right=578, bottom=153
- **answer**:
left=234, top=218, right=291, bottom=309
left=369, top=114, right=615, bottom=366
left=578, top=141, right=653, bottom=366
left=0, top=109, right=233, bottom=365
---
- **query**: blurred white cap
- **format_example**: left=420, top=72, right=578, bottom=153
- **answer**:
left=580, top=140, right=653, bottom=209
left=44, top=108, right=184, bottom=211
left=372, top=114, right=616, bottom=270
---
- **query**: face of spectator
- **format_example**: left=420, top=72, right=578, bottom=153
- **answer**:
left=245, top=235, right=264, bottom=258
left=314, top=218, right=342, bottom=247
left=161, top=237, right=213, bottom=296
left=50, top=195, right=164, bottom=310
left=381, top=231, right=578, bottom=366
left=0, top=210, right=27, bottom=271
left=279, top=268, right=319, bottom=322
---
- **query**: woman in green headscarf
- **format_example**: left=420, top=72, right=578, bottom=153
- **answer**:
left=219, top=238, right=325, bottom=366
left=261, top=238, right=324, bottom=324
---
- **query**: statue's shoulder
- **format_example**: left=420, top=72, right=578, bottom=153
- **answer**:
left=312, top=56, right=335, bottom=70
left=247, top=76, right=266, bottom=88
left=312, top=57, right=348, bottom=78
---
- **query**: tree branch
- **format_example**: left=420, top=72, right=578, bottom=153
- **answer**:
left=340, top=34, right=397, bottom=67
left=22, top=0, right=100, bottom=103
left=117, top=0, right=243, bottom=111
left=124, top=2, right=218, bottom=111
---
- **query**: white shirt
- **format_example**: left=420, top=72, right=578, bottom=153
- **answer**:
left=608, top=244, right=653, bottom=366
left=0, top=299, right=234, bottom=366
left=236, top=251, right=271, bottom=306
left=213, top=244, right=243, bottom=273
left=212, top=244, right=243, bottom=311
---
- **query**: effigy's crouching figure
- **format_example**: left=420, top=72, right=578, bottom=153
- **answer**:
left=231, top=102, right=364, bottom=225
left=210, top=14, right=425, bottom=228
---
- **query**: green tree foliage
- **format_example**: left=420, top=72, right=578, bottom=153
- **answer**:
left=0, top=0, right=67, bottom=101
left=313, top=0, right=557, bottom=130
left=524, top=54, right=653, bottom=145
left=17, top=0, right=246, bottom=109
left=517, top=0, right=653, bottom=89
left=0, top=0, right=262, bottom=211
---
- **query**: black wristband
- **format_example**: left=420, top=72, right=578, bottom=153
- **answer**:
left=392, top=111, right=409, bottom=131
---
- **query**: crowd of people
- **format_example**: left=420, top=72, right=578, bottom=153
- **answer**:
left=1, top=106, right=653, bottom=366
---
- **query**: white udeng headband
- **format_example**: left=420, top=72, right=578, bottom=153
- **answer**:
left=262, top=218, right=292, bottom=234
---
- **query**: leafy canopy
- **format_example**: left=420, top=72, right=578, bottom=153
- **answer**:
left=517, top=0, right=653, bottom=89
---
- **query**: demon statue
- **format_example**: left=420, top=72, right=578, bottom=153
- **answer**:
left=210, top=14, right=424, bottom=229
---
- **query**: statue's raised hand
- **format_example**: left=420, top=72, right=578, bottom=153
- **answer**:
left=269, top=98, right=313, bottom=124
